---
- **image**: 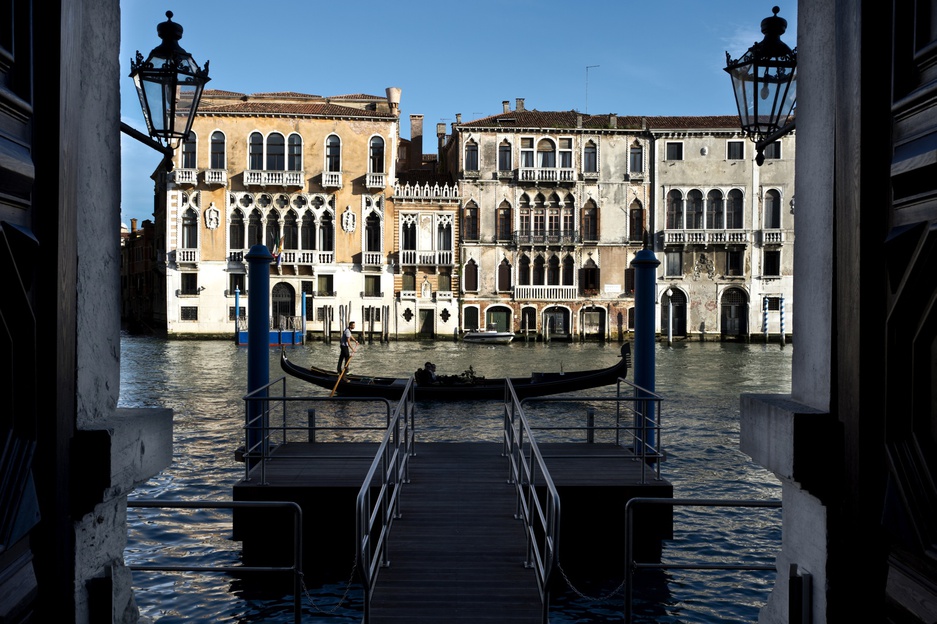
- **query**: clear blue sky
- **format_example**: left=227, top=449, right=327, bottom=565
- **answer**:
left=119, top=1, right=797, bottom=227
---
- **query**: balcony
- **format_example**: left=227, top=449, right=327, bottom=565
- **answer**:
left=664, top=229, right=750, bottom=246
left=399, top=249, right=454, bottom=266
left=514, top=285, right=578, bottom=301
left=435, top=290, right=453, bottom=300
left=399, top=290, right=417, bottom=300
left=244, top=170, right=305, bottom=188
left=366, top=172, right=386, bottom=189
left=228, top=249, right=334, bottom=265
left=173, top=249, right=199, bottom=265
left=172, top=169, right=197, bottom=186
left=362, top=251, right=384, bottom=266
left=322, top=171, right=342, bottom=189
left=517, top=167, right=576, bottom=184
left=761, top=229, right=785, bottom=244
left=205, top=169, right=227, bottom=186
left=513, top=230, right=580, bottom=246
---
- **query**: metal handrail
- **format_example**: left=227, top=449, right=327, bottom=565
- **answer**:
left=356, top=377, right=416, bottom=623
left=503, top=379, right=561, bottom=624
left=242, top=377, right=397, bottom=484
left=624, top=497, right=782, bottom=624
left=520, top=378, right=665, bottom=484
left=128, top=500, right=304, bottom=624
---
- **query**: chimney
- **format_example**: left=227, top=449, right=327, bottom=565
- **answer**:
left=456, top=113, right=462, bottom=124
left=437, top=122, right=447, bottom=150
left=410, top=115, right=424, bottom=167
left=503, top=100, right=510, bottom=113
left=516, top=98, right=525, bottom=112
left=609, top=113, right=617, bottom=128
left=131, top=218, right=138, bottom=233
left=385, top=86, right=401, bottom=116
left=577, top=114, right=582, bottom=128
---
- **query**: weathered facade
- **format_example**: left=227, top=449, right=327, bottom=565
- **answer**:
left=440, top=100, right=651, bottom=341
left=156, top=89, right=402, bottom=339
left=648, top=116, right=795, bottom=342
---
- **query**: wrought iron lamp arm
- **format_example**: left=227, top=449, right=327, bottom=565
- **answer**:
left=120, top=121, right=176, bottom=170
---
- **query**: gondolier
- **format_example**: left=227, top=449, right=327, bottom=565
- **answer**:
left=337, top=321, right=358, bottom=372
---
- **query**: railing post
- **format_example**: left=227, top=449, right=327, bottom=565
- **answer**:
left=307, top=409, right=316, bottom=443
left=631, top=245, right=660, bottom=455
left=246, top=244, right=273, bottom=471
left=586, top=408, right=595, bottom=443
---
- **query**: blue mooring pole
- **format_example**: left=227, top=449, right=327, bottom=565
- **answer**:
left=631, top=245, right=660, bottom=456
left=245, top=244, right=273, bottom=470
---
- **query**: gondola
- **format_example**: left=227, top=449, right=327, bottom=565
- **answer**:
left=280, top=343, right=631, bottom=401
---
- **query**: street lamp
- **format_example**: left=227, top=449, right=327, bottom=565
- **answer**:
left=724, top=6, right=797, bottom=165
left=123, top=11, right=210, bottom=169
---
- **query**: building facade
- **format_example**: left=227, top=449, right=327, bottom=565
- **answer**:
left=440, top=99, right=651, bottom=342
left=155, top=89, right=403, bottom=339
left=648, top=116, right=795, bottom=342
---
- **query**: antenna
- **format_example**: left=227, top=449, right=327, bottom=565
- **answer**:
left=586, top=65, right=599, bottom=113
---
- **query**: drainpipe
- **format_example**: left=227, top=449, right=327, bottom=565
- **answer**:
left=246, top=244, right=273, bottom=470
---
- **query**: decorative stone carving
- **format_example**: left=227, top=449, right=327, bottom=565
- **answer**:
left=342, top=206, right=356, bottom=233
left=205, top=203, right=220, bottom=230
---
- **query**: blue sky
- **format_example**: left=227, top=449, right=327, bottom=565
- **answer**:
left=119, top=1, right=797, bottom=227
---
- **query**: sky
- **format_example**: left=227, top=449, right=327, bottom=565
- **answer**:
left=119, top=0, right=798, bottom=227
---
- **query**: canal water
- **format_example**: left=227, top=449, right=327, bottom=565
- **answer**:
left=119, top=334, right=791, bottom=623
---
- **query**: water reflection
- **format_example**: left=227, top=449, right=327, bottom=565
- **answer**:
left=120, top=335, right=791, bottom=623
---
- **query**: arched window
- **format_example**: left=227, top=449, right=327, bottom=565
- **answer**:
left=365, top=212, right=381, bottom=252
left=584, top=141, right=597, bottom=173
left=210, top=131, right=225, bottom=169
left=498, top=140, right=512, bottom=171
left=283, top=210, right=298, bottom=249
left=437, top=218, right=452, bottom=251
left=369, top=136, right=384, bottom=173
left=764, top=189, right=781, bottom=229
left=533, top=194, right=546, bottom=236
left=287, top=134, right=302, bottom=171
left=401, top=218, right=416, bottom=251
left=319, top=212, right=334, bottom=251
left=496, top=201, right=512, bottom=241
left=247, top=209, right=263, bottom=246
left=687, top=190, right=704, bottom=229
left=181, top=208, right=198, bottom=248
left=326, top=135, right=341, bottom=172
left=301, top=210, right=315, bottom=250
left=562, top=194, right=574, bottom=237
left=629, top=200, right=645, bottom=242
left=537, top=138, right=556, bottom=168
left=666, top=190, right=684, bottom=229
left=562, top=255, right=575, bottom=285
left=497, top=259, right=511, bottom=292
left=727, top=189, right=744, bottom=229
left=629, top=141, right=643, bottom=173
left=464, top=259, right=478, bottom=291
left=249, top=132, right=264, bottom=170
left=463, top=202, right=479, bottom=241
left=707, top=190, right=724, bottom=229
left=547, top=255, right=560, bottom=285
left=518, top=255, right=531, bottom=285
left=182, top=133, right=196, bottom=169
left=229, top=208, right=245, bottom=250
left=265, top=213, right=281, bottom=250
left=519, top=194, right=531, bottom=236
left=548, top=193, right=561, bottom=235
left=582, top=200, right=598, bottom=241
left=464, top=140, right=478, bottom=171
left=267, top=133, right=285, bottom=171
left=533, top=256, right=545, bottom=284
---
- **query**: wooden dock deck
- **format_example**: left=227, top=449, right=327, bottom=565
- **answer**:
left=234, top=440, right=672, bottom=620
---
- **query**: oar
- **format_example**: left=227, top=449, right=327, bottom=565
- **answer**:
left=330, top=348, right=356, bottom=396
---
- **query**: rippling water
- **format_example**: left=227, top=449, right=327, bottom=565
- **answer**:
left=119, top=335, right=791, bottom=623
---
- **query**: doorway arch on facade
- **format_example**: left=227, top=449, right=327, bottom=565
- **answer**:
left=484, top=305, right=513, bottom=332
left=720, top=287, right=749, bottom=338
left=462, top=305, right=480, bottom=331
left=272, top=282, right=295, bottom=329
left=660, top=288, right=687, bottom=337
left=543, top=305, right=571, bottom=339
left=580, top=305, right=606, bottom=339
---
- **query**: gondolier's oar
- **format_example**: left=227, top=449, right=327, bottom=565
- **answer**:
left=330, top=348, right=356, bottom=396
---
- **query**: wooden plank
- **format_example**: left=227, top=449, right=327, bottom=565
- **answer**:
left=368, top=443, right=543, bottom=624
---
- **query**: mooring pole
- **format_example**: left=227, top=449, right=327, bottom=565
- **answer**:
left=246, top=244, right=273, bottom=471
left=631, top=243, right=660, bottom=455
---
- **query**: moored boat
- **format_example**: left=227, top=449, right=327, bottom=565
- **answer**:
left=461, top=326, right=516, bottom=344
left=280, top=343, right=631, bottom=401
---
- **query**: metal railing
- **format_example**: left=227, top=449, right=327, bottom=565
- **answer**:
left=128, top=499, right=304, bottom=624
left=357, top=378, right=416, bottom=623
left=623, top=497, right=782, bottom=624
left=503, top=379, right=561, bottom=624
left=241, top=378, right=400, bottom=484
left=520, top=377, right=664, bottom=484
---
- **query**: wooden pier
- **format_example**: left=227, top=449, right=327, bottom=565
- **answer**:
left=234, top=440, right=672, bottom=621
